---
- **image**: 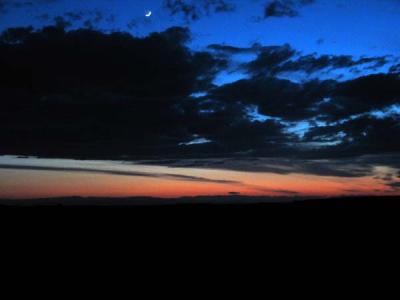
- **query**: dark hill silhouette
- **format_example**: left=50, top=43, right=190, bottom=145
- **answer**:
left=1, top=195, right=399, bottom=207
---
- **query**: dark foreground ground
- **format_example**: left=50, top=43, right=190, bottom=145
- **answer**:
left=2, top=196, right=400, bottom=243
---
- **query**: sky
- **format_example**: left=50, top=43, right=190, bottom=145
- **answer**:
left=0, top=0, right=399, bottom=199
left=1, top=0, right=400, bottom=56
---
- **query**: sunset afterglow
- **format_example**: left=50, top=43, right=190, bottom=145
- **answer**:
left=0, top=156, right=398, bottom=199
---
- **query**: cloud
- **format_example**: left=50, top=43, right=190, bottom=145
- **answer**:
left=208, top=42, right=389, bottom=79
left=0, top=25, right=399, bottom=173
left=139, top=155, right=380, bottom=178
left=0, top=25, right=229, bottom=158
left=242, top=44, right=388, bottom=76
left=35, top=9, right=117, bottom=30
left=210, top=76, right=335, bottom=121
left=0, top=0, right=57, bottom=14
left=1, top=1, right=114, bottom=30
left=318, top=73, right=400, bottom=121
left=245, top=44, right=297, bottom=75
left=387, top=182, right=400, bottom=190
left=264, top=0, right=315, bottom=18
left=164, top=0, right=235, bottom=21
left=208, top=49, right=395, bottom=122
left=207, top=43, right=264, bottom=55
left=258, top=188, right=300, bottom=195
left=0, top=164, right=241, bottom=184
left=304, top=115, right=400, bottom=155
left=390, top=64, right=400, bottom=73
left=0, top=162, right=303, bottom=195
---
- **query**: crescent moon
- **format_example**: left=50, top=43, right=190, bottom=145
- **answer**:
left=145, top=10, right=152, bottom=17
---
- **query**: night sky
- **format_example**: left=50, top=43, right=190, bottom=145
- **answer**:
left=0, top=0, right=400, bottom=199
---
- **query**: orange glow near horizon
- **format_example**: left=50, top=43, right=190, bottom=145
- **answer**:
left=0, top=155, right=398, bottom=200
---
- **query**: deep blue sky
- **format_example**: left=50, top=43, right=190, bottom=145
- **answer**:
left=1, top=0, right=400, bottom=57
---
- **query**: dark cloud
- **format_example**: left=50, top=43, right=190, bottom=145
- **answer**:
left=387, top=182, right=400, bottom=190
left=245, top=44, right=297, bottom=75
left=64, top=11, right=84, bottom=21
left=164, top=0, right=235, bottom=21
left=183, top=96, right=291, bottom=152
left=268, top=189, right=300, bottom=195
left=205, top=47, right=394, bottom=123
left=210, top=76, right=335, bottom=121
left=0, top=26, right=228, bottom=159
left=0, top=0, right=57, bottom=13
left=207, top=43, right=263, bottom=55
left=241, top=44, right=388, bottom=76
left=318, top=73, right=400, bottom=121
left=53, top=16, right=72, bottom=28
left=82, top=10, right=105, bottom=28
left=0, top=25, right=399, bottom=175
left=264, top=0, right=315, bottom=18
left=305, top=115, right=400, bottom=155
left=35, top=9, right=114, bottom=30
left=390, top=64, right=400, bottom=73
left=279, top=55, right=388, bottom=74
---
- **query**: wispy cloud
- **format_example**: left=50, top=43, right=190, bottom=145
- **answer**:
left=164, top=0, right=235, bottom=21
left=0, top=164, right=240, bottom=185
left=263, top=0, right=316, bottom=18
left=0, top=163, right=302, bottom=195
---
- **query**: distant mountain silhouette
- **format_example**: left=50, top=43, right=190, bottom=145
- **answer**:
left=1, top=195, right=399, bottom=207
